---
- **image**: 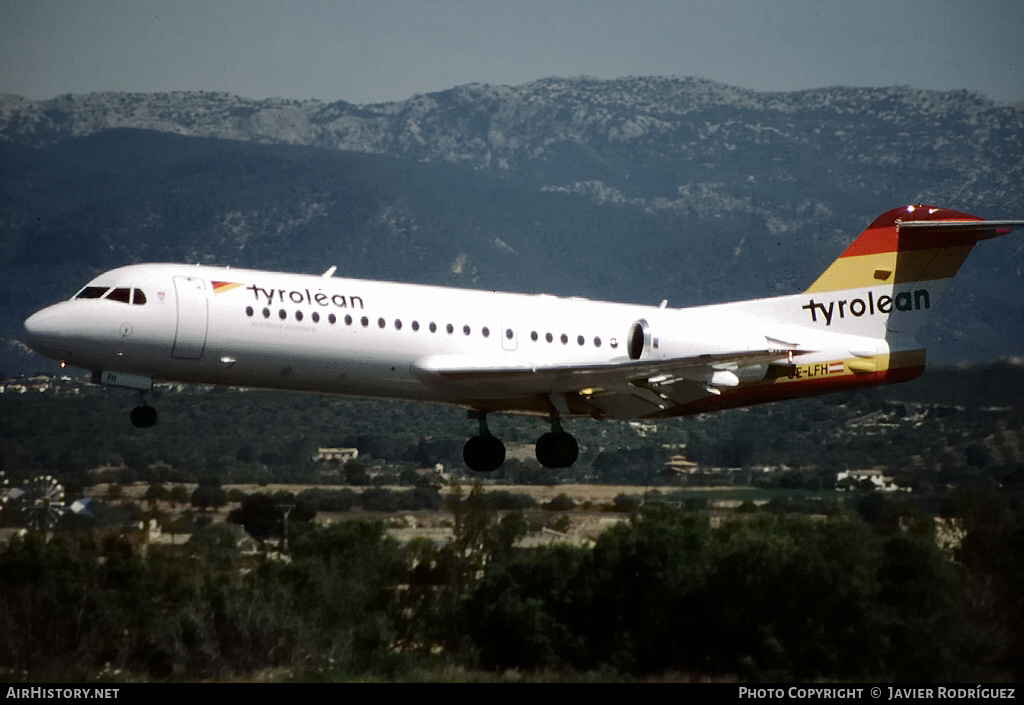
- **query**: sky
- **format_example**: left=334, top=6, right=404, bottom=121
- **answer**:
left=1, top=0, right=1023, bottom=104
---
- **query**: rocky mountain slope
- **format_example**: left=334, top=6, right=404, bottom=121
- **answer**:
left=3, top=78, right=1021, bottom=211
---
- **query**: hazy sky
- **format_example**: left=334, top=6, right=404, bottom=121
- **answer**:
left=2, top=0, right=1022, bottom=104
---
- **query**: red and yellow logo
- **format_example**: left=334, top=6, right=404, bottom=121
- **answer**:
left=211, top=281, right=245, bottom=295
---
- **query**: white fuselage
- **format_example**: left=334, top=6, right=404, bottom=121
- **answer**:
left=23, top=263, right=900, bottom=419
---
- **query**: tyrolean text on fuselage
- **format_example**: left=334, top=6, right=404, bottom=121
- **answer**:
left=246, top=284, right=364, bottom=310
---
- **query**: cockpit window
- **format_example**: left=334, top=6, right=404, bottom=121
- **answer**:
left=106, top=288, right=132, bottom=303
left=75, top=286, right=109, bottom=299
left=72, top=286, right=147, bottom=304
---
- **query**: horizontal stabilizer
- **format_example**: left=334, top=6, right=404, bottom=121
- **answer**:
left=895, top=219, right=1024, bottom=236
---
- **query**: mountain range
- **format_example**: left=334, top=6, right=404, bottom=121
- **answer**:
left=1, top=77, right=1022, bottom=375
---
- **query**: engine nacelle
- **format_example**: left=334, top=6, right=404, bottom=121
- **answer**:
left=626, top=317, right=773, bottom=385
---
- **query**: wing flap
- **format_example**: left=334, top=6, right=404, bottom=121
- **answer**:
left=412, top=346, right=805, bottom=418
left=412, top=348, right=799, bottom=388
left=584, top=385, right=672, bottom=418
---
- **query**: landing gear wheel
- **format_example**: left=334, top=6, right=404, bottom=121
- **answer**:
left=463, top=434, right=505, bottom=472
left=130, top=405, right=158, bottom=429
left=535, top=431, right=579, bottom=469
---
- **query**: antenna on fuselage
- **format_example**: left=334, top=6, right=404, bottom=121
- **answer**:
left=322, top=266, right=337, bottom=278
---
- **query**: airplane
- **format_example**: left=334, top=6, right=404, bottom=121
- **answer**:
left=22, top=204, right=1024, bottom=472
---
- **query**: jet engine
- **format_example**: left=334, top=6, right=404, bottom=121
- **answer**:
left=626, top=317, right=775, bottom=387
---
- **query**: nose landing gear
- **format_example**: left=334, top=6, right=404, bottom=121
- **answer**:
left=130, top=404, right=157, bottom=428
left=90, top=371, right=158, bottom=429
left=130, top=392, right=158, bottom=428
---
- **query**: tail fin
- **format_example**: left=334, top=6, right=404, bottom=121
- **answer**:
left=802, top=204, right=1024, bottom=340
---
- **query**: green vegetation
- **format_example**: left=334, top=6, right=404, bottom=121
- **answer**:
left=1, top=494, right=1022, bottom=681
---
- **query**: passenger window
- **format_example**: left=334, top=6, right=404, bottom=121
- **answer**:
left=132, top=289, right=147, bottom=305
left=106, top=288, right=131, bottom=304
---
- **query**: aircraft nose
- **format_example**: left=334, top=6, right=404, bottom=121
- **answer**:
left=23, top=307, right=66, bottom=357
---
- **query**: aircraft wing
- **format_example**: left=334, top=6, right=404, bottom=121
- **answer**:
left=412, top=347, right=805, bottom=418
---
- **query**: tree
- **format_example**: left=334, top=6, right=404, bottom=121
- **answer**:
left=186, top=522, right=254, bottom=567
left=948, top=489, right=1024, bottom=680
left=190, top=482, right=226, bottom=511
left=106, top=483, right=124, bottom=503
left=227, top=492, right=316, bottom=539
left=168, top=484, right=189, bottom=507
left=283, top=520, right=406, bottom=672
left=144, top=482, right=168, bottom=503
left=343, top=459, right=369, bottom=485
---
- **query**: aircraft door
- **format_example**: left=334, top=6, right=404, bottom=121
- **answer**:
left=171, top=276, right=208, bottom=359
left=502, top=322, right=518, bottom=351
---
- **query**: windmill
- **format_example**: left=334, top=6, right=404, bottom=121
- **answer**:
left=7, top=475, right=92, bottom=531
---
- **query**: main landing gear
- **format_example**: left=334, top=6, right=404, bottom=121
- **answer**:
left=535, top=417, right=579, bottom=469
left=463, top=413, right=506, bottom=473
left=462, top=411, right=579, bottom=472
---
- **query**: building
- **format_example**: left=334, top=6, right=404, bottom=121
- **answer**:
left=312, top=447, right=359, bottom=463
left=836, top=468, right=907, bottom=492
